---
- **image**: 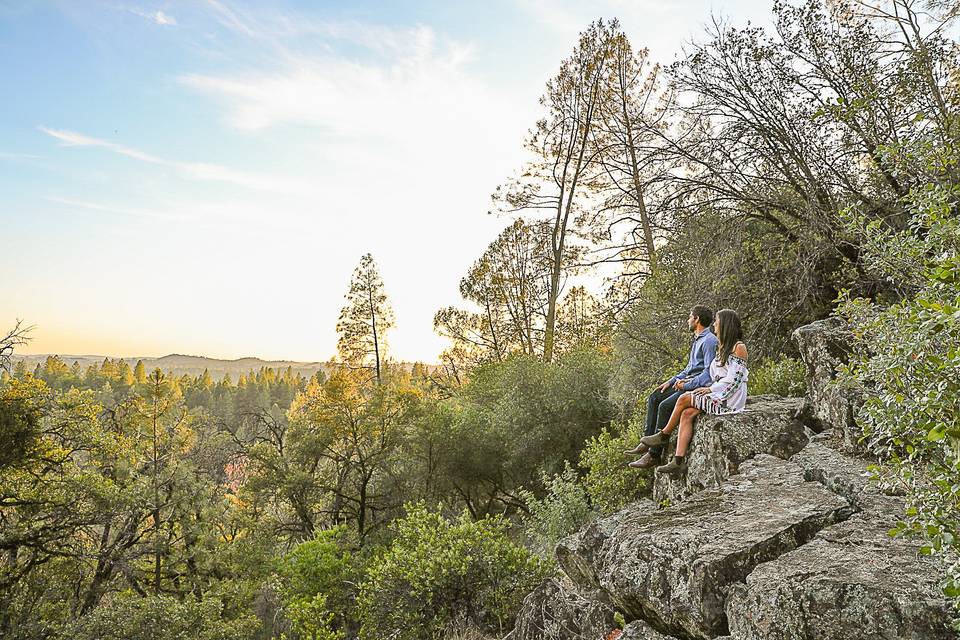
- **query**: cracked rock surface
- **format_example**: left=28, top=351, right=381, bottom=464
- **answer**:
left=504, top=577, right=616, bottom=640
left=726, top=502, right=954, bottom=640
left=619, top=619, right=679, bottom=639
left=792, top=319, right=862, bottom=448
left=558, top=456, right=852, bottom=639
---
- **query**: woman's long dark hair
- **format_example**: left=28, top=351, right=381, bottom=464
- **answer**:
left=715, top=309, right=744, bottom=366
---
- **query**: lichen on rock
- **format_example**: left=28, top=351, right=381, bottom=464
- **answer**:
left=651, top=395, right=808, bottom=505
left=558, top=456, right=852, bottom=639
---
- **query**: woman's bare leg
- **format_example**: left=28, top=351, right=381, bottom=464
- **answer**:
left=661, top=393, right=693, bottom=435
left=675, top=407, right=701, bottom=457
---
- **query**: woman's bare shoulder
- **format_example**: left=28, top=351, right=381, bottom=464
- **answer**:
left=733, top=342, right=748, bottom=360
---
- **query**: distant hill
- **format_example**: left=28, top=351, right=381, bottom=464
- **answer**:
left=12, top=353, right=436, bottom=381
left=12, top=353, right=334, bottom=381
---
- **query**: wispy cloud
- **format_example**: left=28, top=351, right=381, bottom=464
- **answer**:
left=204, top=0, right=257, bottom=38
left=43, top=194, right=331, bottom=236
left=44, top=196, right=186, bottom=222
left=152, top=10, right=176, bottom=26
left=40, top=126, right=161, bottom=162
left=126, top=7, right=177, bottom=27
left=0, top=151, right=42, bottom=161
left=179, top=21, right=490, bottom=142
left=39, top=126, right=314, bottom=195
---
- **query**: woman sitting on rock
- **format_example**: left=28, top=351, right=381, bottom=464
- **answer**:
left=638, top=308, right=749, bottom=477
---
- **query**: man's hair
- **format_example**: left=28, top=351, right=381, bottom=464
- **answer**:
left=691, top=305, right=714, bottom=329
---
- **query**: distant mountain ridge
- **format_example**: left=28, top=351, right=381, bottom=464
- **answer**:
left=13, top=353, right=335, bottom=381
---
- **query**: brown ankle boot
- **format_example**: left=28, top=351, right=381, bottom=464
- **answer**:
left=622, top=442, right=649, bottom=456
left=627, top=452, right=661, bottom=469
left=639, top=431, right=668, bottom=448
left=656, top=456, right=687, bottom=477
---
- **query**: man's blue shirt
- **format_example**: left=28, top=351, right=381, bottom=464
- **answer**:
left=669, top=328, right=718, bottom=390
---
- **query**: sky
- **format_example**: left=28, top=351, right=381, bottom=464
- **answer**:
left=0, top=0, right=772, bottom=363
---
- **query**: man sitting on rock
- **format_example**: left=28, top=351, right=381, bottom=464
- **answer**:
left=624, top=305, right=718, bottom=469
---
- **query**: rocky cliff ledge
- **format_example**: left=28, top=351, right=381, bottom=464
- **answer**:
left=504, top=320, right=954, bottom=640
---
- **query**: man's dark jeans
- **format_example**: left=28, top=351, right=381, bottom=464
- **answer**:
left=645, top=387, right=682, bottom=458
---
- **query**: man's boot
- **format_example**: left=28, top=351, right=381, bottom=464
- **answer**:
left=622, top=442, right=649, bottom=456
left=639, top=430, right=669, bottom=449
left=627, top=451, right=661, bottom=469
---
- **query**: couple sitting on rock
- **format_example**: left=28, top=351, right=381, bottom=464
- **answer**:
left=624, top=305, right=749, bottom=476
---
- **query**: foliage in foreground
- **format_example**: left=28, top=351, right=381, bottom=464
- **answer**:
left=357, top=503, right=548, bottom=640
left=276, top=525, right=359, bottom=640
left=838, top=157, right=960, bottom=614
left=579, top=419, right=650, bottom=515
left=519, top=464, right=595, bottom=563
left=748, top=356, right=807, bottom=398
left=65, top=593, right=260, bottom=640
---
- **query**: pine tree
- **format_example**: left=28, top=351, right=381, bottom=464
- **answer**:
left=134, top=360, right=147, bottom=384
left=100, top=357, right=118, bottom=380
left=117, top=361, right=135, bottom=386
left=492, top=23, right=613, bottom=361
left=336, top=253, right=395, bottom=384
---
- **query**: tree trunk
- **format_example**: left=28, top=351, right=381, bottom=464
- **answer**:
left=619, top=65, right=657, bottom=268
left=368, top=286, right=381, bottom=384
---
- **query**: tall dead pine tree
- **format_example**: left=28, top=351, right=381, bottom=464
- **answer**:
left=495, top=20, right=612, bottom=362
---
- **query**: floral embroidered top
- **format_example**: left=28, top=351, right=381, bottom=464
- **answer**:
left=707, top=348, right=749, bottom=413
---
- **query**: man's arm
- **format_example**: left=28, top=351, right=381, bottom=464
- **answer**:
left=686, top=338, right=718, bottom=389
left=668, top=362, right=693, bottom=386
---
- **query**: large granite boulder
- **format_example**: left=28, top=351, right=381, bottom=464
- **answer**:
left=557, top=456, right=852, bottom=639
left=651, top=396, right=808, bottom=505
left=557, top=500, right=656, bottom=589
left=726, top=500, right=954, bottom=639
left=712, top=437, right=956, bottom=639
left=789, top=432, right=887, bottom=509
left=504, top=577, right=616, bottom=640
left=793, top=318, right=863, bottom=449
left=506, top=319, right=952, bottom=640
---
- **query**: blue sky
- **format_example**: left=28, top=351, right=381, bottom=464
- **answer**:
left=1, top=0, right=771, bottom=362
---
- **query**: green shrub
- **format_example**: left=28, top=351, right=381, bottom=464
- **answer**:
left=357, top=503, right=548, bottom=640
left=749, top=356, right=807, bottom=397
left=65, top=593, right=260, bottom=640
left=421, top=348, right=615, bottom=518
left=281, top=593, right=343, bottom=640
left=579, top=419, right=650, bottom=515
left=519, top=463, right=595, bottom=562
left=0, top=377, right=47, bottom=468
left=276, top=525, right=357, bottom=638
left=836, top=167, right=960, bottom=620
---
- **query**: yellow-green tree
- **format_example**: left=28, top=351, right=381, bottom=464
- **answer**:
left=287, top=367, right=419, bottom=540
